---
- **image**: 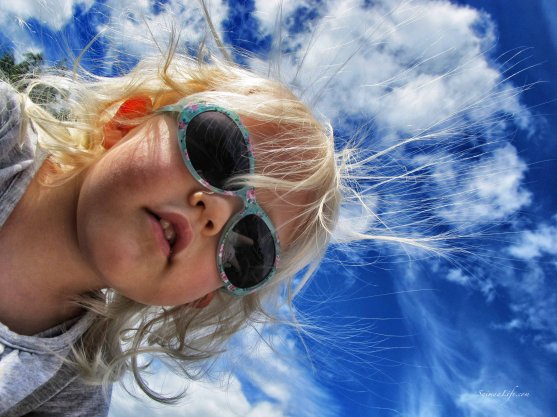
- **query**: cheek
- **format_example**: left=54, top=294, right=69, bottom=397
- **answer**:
left=74, top=147, right=170, bottom=287
left=75, top=197, right=154, bottom=290
left=168, top=250, right=222, bottom=302
left=150, top=237, right=223, bottom=305
left=104, top=142, right=170, bottom=188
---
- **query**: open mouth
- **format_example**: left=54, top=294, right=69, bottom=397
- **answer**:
left=147, top=209, right=193, bottom=258
left=158, top=217, right=177, bottom=247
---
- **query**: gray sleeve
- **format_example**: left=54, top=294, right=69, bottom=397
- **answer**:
left=3, top=360, right=112, bottom=417
left=0, top=81, right=42, bottom=227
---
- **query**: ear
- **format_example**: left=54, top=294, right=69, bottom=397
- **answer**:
left=103, top=96, right=153, bottom=149
left=194, top=291, right=216, bottom=309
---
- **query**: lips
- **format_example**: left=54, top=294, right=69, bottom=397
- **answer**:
left=147, top=209, right=193, bottom=258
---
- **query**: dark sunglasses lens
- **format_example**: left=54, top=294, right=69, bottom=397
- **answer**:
left=222, top=215, right=276, bottom=289
left=185, top=111, right=250, bottom=190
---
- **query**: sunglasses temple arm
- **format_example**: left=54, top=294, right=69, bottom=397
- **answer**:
left=157, top=104, right=183, bottom=114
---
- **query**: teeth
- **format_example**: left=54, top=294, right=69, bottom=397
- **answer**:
left=159, top=219, right=176, bottom=244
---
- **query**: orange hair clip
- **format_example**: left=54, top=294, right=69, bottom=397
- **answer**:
left=103, top=96, right=153, bottom=149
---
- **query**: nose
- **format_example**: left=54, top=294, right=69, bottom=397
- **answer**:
left=188, top=191, right=242, bottom=237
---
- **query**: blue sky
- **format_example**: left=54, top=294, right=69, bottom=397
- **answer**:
left=1, top=1, right=556, bottom=416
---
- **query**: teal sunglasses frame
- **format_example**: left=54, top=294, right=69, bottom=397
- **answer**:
left=159, top=101, right=281, bottom=296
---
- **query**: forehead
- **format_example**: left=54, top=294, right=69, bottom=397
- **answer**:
left=256, top=188, right=308, bottom=251
left=239, top=116, right=310, bottom=250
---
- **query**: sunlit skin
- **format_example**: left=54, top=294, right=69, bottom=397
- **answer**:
left=0, top=113, right=306, bottom=335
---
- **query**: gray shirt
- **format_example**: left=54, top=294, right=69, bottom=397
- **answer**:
left=0, top=81, right=111, bottom=416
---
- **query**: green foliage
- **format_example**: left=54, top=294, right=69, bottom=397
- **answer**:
left=0, top=51, right=44, bottom=84
left=0, top=50, right=65, bottom=108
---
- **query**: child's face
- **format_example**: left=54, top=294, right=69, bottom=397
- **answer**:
left=75, top=114, right=304, bottom=305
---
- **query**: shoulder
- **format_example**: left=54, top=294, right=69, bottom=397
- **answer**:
left=0, top=80, right=23, bottom=148
left=0, top=80, right=43, bottom=227
left=38, top=375, right=112, bottom=417
left=0, top=360, right=112, bottom=417
left=0, top=313, right=109, bottom=416
left=13, top=367, right=112, bottom=417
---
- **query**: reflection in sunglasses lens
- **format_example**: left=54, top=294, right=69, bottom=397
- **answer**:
left=186, top=111, right=249, bottom=190
left=223, top=215, right=276, bottom=289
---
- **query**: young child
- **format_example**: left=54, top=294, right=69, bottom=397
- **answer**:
left=0, top=46, right=340, bottom=414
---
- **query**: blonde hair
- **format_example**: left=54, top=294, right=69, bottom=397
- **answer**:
left=20, top=44, right=341, bottom=402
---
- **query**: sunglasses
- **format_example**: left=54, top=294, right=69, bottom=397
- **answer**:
left=159, top=101, right=280, bottom=296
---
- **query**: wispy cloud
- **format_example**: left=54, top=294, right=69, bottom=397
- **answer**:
left=442, top=216, right=557, bottom=357
left=398, top=215, right=557, bottom=414
left=500, top=216, right=557, bottom=353
left=396, top=280, right=550, bottom=417
left=541, top=0, right=557, bottom=53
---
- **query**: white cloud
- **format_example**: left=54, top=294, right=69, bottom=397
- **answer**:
left=0, top=0, right=94, bottom=59
left=436, top=144, right=531, bottom=226
left=508, top=215, right=557, bottom=260
left=545, top=341, right=557, bottom=354
left=0, top=0, right=94, bottom=31
left=98, top=0, right=229, bottom=60
left=446, top=268, right=471, bottom=285
left=3, top=0, right=534, bottom=244
left=332, top=193, right=379, bottom=243
left=252, top=0, right=531, bottom=137
left=109, top=325, right=337, bottom=417
left=109, top=372, right=261, bottom=417
left=220, top=325, right=339, bottom=417
left=252, top=0, right=304, bottom=33
left=109, top=372, right=300, bottom=417
left=0, top=0, right=229, bottom=67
